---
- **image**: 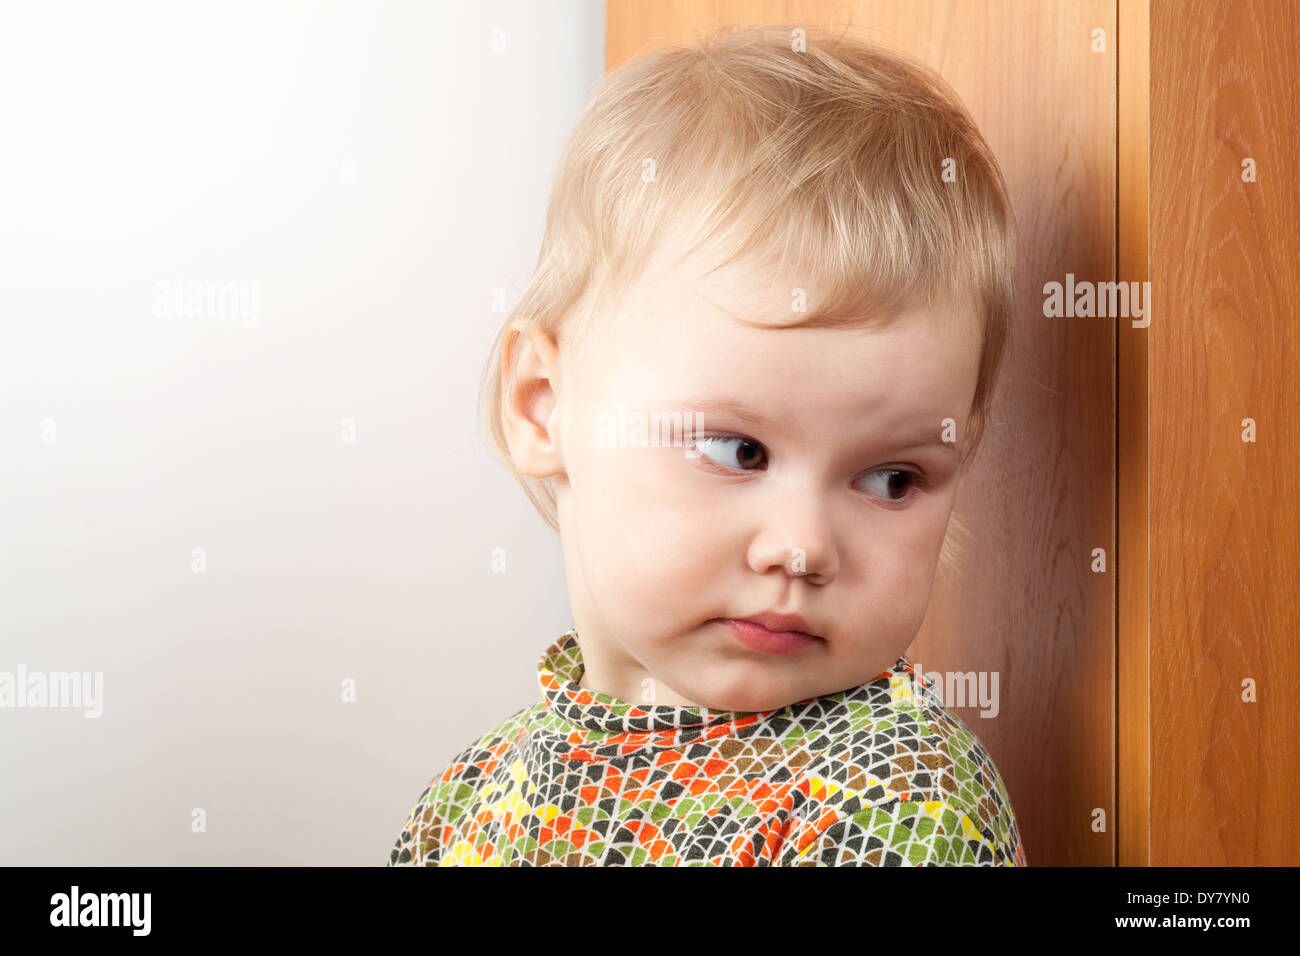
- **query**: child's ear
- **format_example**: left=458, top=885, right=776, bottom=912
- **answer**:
left=501, top=320, right=565, bottom=479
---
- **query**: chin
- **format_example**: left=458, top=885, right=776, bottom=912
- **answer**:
left=699, top=684, right=805, bottom=714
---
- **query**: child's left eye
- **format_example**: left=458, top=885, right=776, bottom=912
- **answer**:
left=690, top=435, right=767, bottom=470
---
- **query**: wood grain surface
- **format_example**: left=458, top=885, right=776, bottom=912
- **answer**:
left=1149, top=0, right=1300, bottom=865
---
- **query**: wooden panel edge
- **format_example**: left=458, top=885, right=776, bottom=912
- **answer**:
left=1117, top=0, right=1150, bottom=868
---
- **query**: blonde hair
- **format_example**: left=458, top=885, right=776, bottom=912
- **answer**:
left=478, top=22, right=1016, bottom=574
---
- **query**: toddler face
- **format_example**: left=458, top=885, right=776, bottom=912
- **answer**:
left=540, top=235, right=982, bottom=713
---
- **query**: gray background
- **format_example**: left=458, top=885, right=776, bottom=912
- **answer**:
left=0, top=0, right=599, bottom=865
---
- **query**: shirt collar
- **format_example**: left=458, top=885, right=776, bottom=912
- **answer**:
left=537, top=629, right=743, bottom=733
left=536, top=628, right=910, bottom=736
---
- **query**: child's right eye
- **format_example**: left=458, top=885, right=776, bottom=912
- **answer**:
left=689, top=434, right=768, bottom=471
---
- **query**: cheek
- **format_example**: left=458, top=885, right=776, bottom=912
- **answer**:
left=579, top=450, right=726, bottom=618
left=848, top=499, right=952, bottom=614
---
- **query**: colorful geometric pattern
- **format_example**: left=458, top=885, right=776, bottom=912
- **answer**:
left=388, top=629, right=1026, bottom=866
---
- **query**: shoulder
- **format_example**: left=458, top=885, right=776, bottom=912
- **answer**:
left=386, top=702, right=538, bottom=866
left=781, top=796, right=1024, bottom=865
left=779, top=658, right=1026, bottom=866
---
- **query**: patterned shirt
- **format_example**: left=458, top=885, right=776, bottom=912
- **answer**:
left=387, top=629, right=1026, bottom=866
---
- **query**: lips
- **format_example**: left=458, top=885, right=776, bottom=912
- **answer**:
left=729, top=611, right=822, bottom=640
left=715, top=617, right=823, bottom=655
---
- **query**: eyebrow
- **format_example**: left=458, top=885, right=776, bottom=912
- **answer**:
left=677, top=398, right=961, bottom=458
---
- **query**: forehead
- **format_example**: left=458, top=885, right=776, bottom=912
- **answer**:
left=579, top=236, right=982, bottom=434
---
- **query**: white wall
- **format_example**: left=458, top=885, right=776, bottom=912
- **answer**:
left=0, top=0, right=602, bottom=864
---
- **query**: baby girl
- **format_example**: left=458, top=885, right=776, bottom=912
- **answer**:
left=388, top=23, right=1025, bottom=866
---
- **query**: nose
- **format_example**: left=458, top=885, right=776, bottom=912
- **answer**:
left=746, top=489, right=839, bottom=584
